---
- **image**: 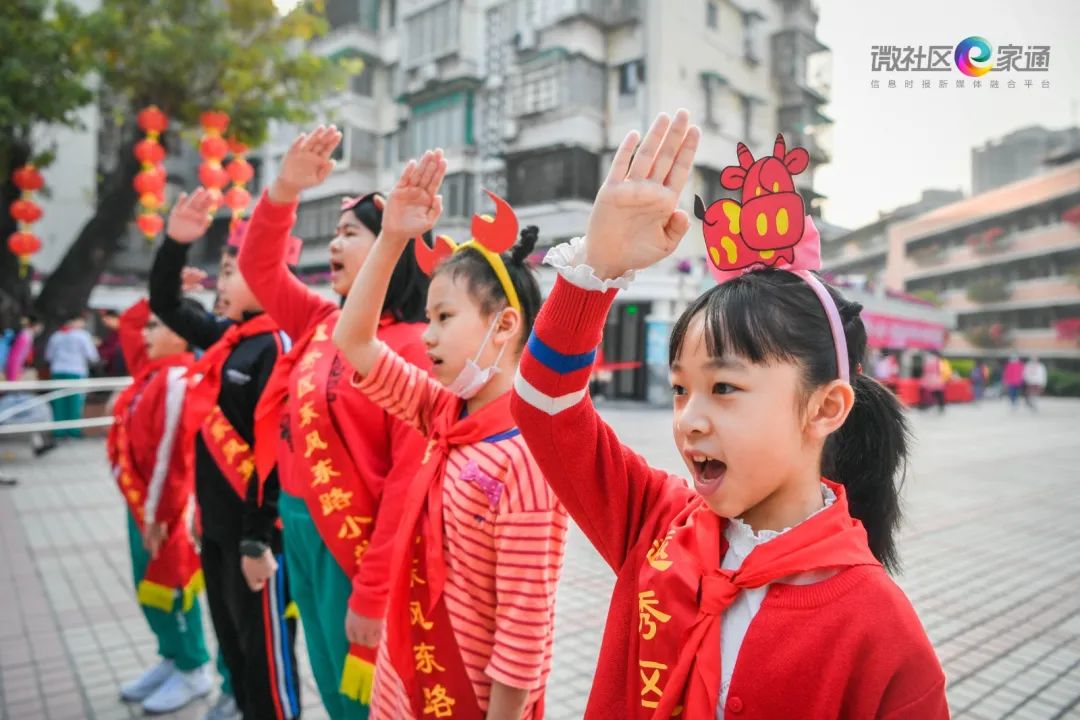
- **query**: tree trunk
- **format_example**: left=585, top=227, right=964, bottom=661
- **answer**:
left=0, top=138, right=33, bottom=327
left=33, top=131, right=140, bottom=335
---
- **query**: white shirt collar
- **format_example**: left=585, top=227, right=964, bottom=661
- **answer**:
left=723, top=483, right=837, bottom=561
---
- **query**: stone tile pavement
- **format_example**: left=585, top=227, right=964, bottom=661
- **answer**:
left=1, top=398, right=1079, bottom=719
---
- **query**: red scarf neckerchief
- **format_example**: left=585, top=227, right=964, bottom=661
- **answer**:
left=254, top=312, right=391, bottom=691
left=387, top=391, right=518, bottom=720
left=108, top=352, right=201, bottom=611
left=637, top=479, right=879, bottom=718
left=182, top=313, right=278, bottom=496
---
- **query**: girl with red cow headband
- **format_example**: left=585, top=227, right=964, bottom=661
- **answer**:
left=511, top=109, right=948, bottom=718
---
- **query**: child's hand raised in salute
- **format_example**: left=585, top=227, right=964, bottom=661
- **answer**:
left=380, top=148, right=447, bottom=243
left=269, top=125, right=343, bottom=203
left=584, top=109, right=700, bottom=280
left=166, top=188, right=214, bottom=245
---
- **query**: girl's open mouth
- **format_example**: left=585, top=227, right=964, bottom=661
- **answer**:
left=689, top=453, right=727, bottom=496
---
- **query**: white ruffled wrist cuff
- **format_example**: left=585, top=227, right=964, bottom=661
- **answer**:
left=542, top=237, right=636, bottom=291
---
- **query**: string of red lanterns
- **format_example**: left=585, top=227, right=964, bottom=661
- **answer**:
left=224, top=137, right=253, bottom=230
left=198, top=111, right=231, bottom=211
left=134, top=106, right=168, bottom=239
left=7, top=165, right=45, bottom=275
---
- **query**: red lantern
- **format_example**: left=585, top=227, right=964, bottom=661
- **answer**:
left=226, top=157, right=254, bottom=185
left=134, top=166, right=167, bottom=195
left=140, top=192, right=165, bottom=212
left=10, top=199, right=43, bottom=224
left=198, top=163, right=230, bottom=190
left=136, top=213, right=165, bottom=238
left=13, top=165, right=44, bottom=192
left=223, top=186, right=251, bottom=212
left=134, top=139, right=167, bottom=164
left=199, top=135, right=230, bottom=161
left=227, top=138, right=249, bottom=155
left=137, top=106, right=169, bottom=134
left=200, top=111, right=230, bottom=134
left=8, top=230, right=42, bottom=257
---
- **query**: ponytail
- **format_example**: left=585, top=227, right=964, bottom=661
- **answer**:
left=823, top=373, right=909, bottom=573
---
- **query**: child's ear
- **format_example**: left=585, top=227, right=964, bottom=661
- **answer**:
left=805, top=380, right=855, bottom=439
left=493, top=306, right=522, bottom=346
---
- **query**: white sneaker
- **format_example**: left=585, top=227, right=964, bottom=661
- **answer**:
left=120, top=659, right=175, bottom=702
left=142, top=664, right=212, bottom=714
left=202, top=693, right=240, bottom=720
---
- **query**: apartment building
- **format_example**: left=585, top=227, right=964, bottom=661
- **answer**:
left=259, top=0, right=833, bottom=399
left=887, top=159, right=1080, bottom=371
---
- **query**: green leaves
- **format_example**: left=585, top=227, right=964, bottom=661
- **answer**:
left=90, top=0, right=346, bottom=143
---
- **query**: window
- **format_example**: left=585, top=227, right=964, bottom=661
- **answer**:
left=513, top=63, right=560, bottom=116
left=706, top=1, right=719, bottom=29
left=618, top=60, right=645, bottom=95
left=407, top=93, right=473, bottom=155
left=295, top=197, right=343, bottom=245
left=405, top=1, right=460, bottom=67
left=350, top=67, right=374, bottom=97
left=347, top=128, right=377, bottom=168
left=442, top=173, right=474, bottom=218
left=505, top=148, right=600, bottom=206
left=326, top=0, right=380, bottom=32
left=740, top=94, right=753, bottom=141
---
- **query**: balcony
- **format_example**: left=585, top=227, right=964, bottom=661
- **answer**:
left=939, top=276, right=1080, bottom=313
left=966, top=226, right=1011, bottom=256
left=554, top=0, right=641, bottom=28
left=910, top=243, right=946, bottom=268
left=905, top=221, right=1080, bottom=282
left=966, top=277, right=1012, bottom=304
left=950, top=327, right=1080, bottom=357
left=963, top=324, right=1011, bottom=350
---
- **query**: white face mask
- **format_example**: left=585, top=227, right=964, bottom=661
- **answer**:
left=446, top=315, right=507, bottom=400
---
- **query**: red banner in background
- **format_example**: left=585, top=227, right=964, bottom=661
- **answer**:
left=862, top=312, right=947, bottom=350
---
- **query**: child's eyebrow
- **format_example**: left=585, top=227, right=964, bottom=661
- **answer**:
left=704, top=357, right=748, bottom=371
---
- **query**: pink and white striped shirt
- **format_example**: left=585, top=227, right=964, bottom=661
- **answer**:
left=353, top=344, right=568, bottom=719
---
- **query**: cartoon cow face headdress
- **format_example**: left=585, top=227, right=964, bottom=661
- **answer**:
left=694, top=134, right=849, bottom=383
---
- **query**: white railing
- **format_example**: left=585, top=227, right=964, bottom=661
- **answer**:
left=0, top=377, right=132, bottom=436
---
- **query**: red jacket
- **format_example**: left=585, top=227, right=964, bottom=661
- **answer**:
left=109, top=299, right=194, bottom=527
left=239, top=192, right=430, bottom=618
left=511, top=276, right=949, bottom=719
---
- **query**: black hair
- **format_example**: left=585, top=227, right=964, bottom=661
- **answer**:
left=433, top=225, right=542, bottom=349
left=344, top=195, right=429, bottom=323
left=669, top=270, right=908, bottom=572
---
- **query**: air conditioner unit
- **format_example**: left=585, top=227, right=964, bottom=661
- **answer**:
left=419, top=61, right=438, bottom=83
left=503, top=118, right=519, bottom=139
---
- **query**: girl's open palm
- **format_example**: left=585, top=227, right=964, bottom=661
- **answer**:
left=381, top=149, right=447, bottom=240
left=166, top=189, right=214, bottom=245
left=277, top=125, right=341, bottom=194
left=584, top=110, right=700, bottom=279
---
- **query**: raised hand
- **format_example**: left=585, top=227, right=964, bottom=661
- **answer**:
left=584, top=110, right=700, bottom=279
left=166, top=188, right=214, bottom=245
left=180, top=267, right=207, bottom=293
left=380, top=149, right=447, bottom=242
left=270, top=125, right=342, bottom=202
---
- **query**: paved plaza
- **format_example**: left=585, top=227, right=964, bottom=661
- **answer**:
left=1, top=397, right=1079, bottom=719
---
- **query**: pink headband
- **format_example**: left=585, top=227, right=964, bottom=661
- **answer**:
left=695, top=134, right=850, bottom=383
